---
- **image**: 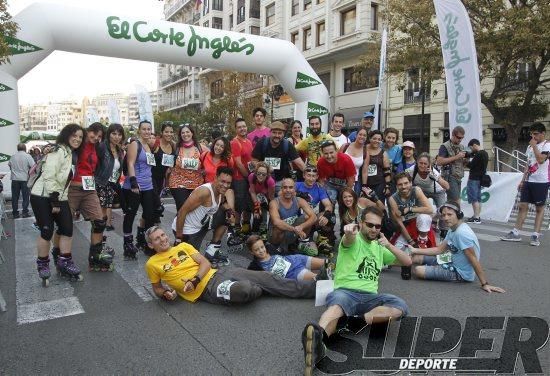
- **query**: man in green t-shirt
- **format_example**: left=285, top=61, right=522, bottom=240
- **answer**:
left=301, top=206, right=412, bottom=376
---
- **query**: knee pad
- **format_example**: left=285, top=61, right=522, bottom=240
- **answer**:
left=91, top=219, right=107, bottom=234
left=40, top=226, right=54, bottom=241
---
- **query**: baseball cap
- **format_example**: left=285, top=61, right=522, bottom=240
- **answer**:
left=363, top=111, right=374, bottom=119
left=270, top=121, right=286, bottom=131
left=402, top=141, right=415, bottom=149
left=416, top=214, right=432, bottom=233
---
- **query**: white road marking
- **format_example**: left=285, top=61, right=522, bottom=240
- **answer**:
left=15, top=218, right=84, bottom=325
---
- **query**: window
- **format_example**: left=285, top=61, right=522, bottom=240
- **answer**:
left=341, top=7, right=356, bottom=36
left=404, top=69, right=431, bottom=104
left=291, top=31, right=299, bottom=46
left=212, top=0, right=223, bottom=11
left=250, top=0, right=260, bottom=18
left=229, top=14, right=233, bottom=30
left=237, top=0, right=245, bottom=24
left=203, top=20, right=209, bottom=28
left=291, top=0, right=299, bottom=16
left=250, top=26, right=260, bottom=35
left=343, top=66, right=378, bottom=92
left=211, top=79, right=223, bottom=99
left=212, top=17, right=223, bottom=29
left=303, top=27, right=312, bottom=51
left=316, top=22, right=325, bottom=46
left=317, top=0, right=325, bottom=3
left=371, top=3, right=378, bottom=30
left=202, top=0, right=209, bottom=16
left=266, top=3, right=275, bottom=26
left=304, top=0, right=312, bottom=10
left=403, top=115, right=430, bottom=154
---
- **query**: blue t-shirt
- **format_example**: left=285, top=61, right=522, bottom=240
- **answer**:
left=444, top=223, right=480, bottom=281
left=295, top=182, right=328, bottom=208
left=396, top=161, right=416, bottom=173
left=384, top=144, right=403, bottom=168
left=258, top=254, right=309, bottom=280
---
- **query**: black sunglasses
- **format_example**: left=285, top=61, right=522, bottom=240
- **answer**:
left=364, top=222, right=382, bottom=230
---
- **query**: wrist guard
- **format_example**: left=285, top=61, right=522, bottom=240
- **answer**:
left=366, top=190, right=379, bottom=202
left=129, top=176, right=139, bottom=189
left=161, top=289, right=174, bottom=301
left=323, top=211, right=336, bottom=225
left=190, top=276, right=201, bottom=288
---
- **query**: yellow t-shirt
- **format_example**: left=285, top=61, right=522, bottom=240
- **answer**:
left=296, top=134, right=335, bottom=166
left=145, top=243, right=216, bottom=302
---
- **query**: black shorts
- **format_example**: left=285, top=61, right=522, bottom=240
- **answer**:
left=520, top=182, right=549, bottom=206
left=30, top=195, right=73, bottom=237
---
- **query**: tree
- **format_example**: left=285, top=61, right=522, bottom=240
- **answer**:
left=0, top=0, right=19, bottom=64
left=363, top=0, right=550, bottom=151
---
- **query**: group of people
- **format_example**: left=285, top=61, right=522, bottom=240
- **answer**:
left=9, top=106, right=548, bottom=374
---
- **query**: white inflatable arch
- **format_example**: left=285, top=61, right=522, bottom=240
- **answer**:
left=0, top=2, right=329, bottom=165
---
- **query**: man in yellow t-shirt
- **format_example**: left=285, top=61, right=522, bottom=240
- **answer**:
left=296, top=116, right=335, bottom=167
left=144, top=226, right=316, bottom=304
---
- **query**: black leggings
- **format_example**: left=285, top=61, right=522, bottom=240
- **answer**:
left=171, top=188, right=193, bottom=212
left=30, top=195, right=73, bottom=240
left=122, top=189, right=155, bottom=234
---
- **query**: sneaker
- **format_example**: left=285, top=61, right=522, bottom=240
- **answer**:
left=105, top=225, right=115, bottom=231
left=298, top=241, right=318, bottom=256
left=22, top=211, right=32, bottom=218
left=501, top=231, right=521, bottom=242
left=12, top=212, right=20, bottom=219
left=205, top=250, right=230, bottom=266
left=302, top=323, right=327, bottom=376
left=466, top=217, right=482, bottom=224
left=530, top=234, right=540, bottom=247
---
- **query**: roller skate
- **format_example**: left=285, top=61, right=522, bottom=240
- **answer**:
left=316, top=259, right=333, bottom=281
left=298, top=239, right=318, bottom=256
left=36, top=257, right=51, bottom=287
left=56, top=254, right=83, bottom=281
left=102, top=236, right=115, bottom=257
left=51, top=247, right=60, bottom=265
left=123, top=235, right=139, bottom=260
left=204, top=242, right=230, bottom=268
left=316, top=235, right=334, bottom=257
left=258, top=223, right=268, bottom=241
left=88, top=243, right=114, bottom=272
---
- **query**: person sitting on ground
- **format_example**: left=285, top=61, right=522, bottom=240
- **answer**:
left=301, top=206, right=412, bottom=376
left=246, top=235, right=330, bottom=281
left=269, top=178, right=318, bottom=255
left=248, top=162, right=275, bottom=237
left=410, top=201, right=506, bottom=294
left=337, top=187, right=385, bottom=235
left=145, top=226, right=316, bottom=305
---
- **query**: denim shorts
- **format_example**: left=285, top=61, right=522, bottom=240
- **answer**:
left=326, top=288, right=409, bottom=317
left=466, top=179, right=482, bottom=203
left=421, top=256, right=464, bottom=282
left=284, top=254, right=311, bottom=280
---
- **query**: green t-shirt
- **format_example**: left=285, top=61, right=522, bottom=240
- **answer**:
left=334, top=234, right=397, bottom=293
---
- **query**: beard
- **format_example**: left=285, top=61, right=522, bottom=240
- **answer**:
left=310, top=128, right=321, bottom=136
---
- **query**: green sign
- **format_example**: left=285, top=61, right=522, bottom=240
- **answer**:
left=4, top=36, right=43, bottom=55
left=0, top=83, right=13, bottom=92
left=0, top=153, right=10, bottom=163
left=106, top=16, right=254, bottom=59
left=295, top=72, right=321, bottom=89
left=307, top=102, right=328, bottom=117
left=0, top=118, right=14, bottom=127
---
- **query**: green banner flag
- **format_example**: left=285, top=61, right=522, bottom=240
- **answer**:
left=5, top=35, right=43, bottom=55
left=0, top=153, right=10, bottom=163
left=307, top=102, right=328, bottom=117
left=0, top=118, right=14, bottom=127
left=0, top=83, right=13, bottom=92
left=295, top=72, right=321, bottom=89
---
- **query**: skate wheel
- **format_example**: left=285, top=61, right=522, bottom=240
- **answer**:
left=42, top=278, right=49, bottom=287
left=76, top=274, right=84, bottom=281
left=108, top=264, right=115, bottom=272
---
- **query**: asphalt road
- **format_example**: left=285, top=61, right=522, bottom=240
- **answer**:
left=0, top=202, right=548, bottom=375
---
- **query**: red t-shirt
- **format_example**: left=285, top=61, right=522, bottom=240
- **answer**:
left=317, top=152, right=356, bottom=187
left=230, top=137, right=253, bottom=180
left=202, top=152, right=234, bottom=183
left=73, top=142, right=98, bottom=183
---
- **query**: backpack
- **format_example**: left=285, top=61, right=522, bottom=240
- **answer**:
left=122, top=141, right=142, bottom=176
left=27, top=146, right=59, bottom=189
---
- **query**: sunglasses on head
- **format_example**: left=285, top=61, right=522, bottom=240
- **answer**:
left=305, top=167, right=318, bottom=173
left=364, top=222, right=382, bottom=230
left=320, top=140, right=336, bottom=148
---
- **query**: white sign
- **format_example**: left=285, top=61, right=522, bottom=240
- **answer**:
left=434, top=0, right=483, bottom=147
left=459, top=171, right=523, bottom=222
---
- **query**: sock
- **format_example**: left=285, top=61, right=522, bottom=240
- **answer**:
left=299, top=237, right=310, bottom=244
left=512, top=228, right=519, bottom=235
left=38, top=256, right=49, bottom=261
left=533, top=232, right=540, bottom=237
left=59, top=253, right=72, bottom=258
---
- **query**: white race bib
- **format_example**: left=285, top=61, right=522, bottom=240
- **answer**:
left=81, top=176, right=96, bottom=190
left=283, top=215, right=298, bottom=225
left=264, top=157, right=281, bottom=170
left=368, top=164, right=378, bottom=177
left=216, top=280, right=236, bottom=300
left=271, top=256, right=291, bottom=278
left=161, top=154, right=175, bottom=167
left=146, top=152, right=156, bottom=166
left=437, top=251, right=452, bottom=265
left=181, top=157, right=199, bottom=170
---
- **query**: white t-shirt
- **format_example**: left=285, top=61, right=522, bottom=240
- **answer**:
left=331, top=133, right=348, bottom=148
left=526, top=141, right=550, bottom=183
left=407, top=166, right=446, bottom=193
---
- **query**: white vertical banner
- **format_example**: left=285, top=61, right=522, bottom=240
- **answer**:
left=135, top=85, right=154, bottom=128
left=434, top=0, right=483, bottom=147
left=107, top=98, right=121, bottom=124
left=86, top=107, right=100, bottom=126
left=373, top=28, right=387, bottom=131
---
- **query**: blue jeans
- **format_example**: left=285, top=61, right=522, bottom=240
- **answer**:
left=11, top=180, right=30, bottom=214
left=421, top=256, right=464, bottom=282
left=326, top=288, right=409, bottom=317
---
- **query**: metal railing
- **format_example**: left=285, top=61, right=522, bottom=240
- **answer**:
left=403, top=88, right=431, bottom=104
left=165, top=0, right=191, bottom=20
left=160, top=71, right=188, bottom=88
left=492, top=146, right=527, bottom=173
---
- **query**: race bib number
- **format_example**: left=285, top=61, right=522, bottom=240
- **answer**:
left=437, top=251, right=452, bottom=265
left=264, top=157, right=281, bottom=170
left=161, top=154, right=175, bottom=167
left=146, top=152, right=156, bottom=166
left=271, top=256, right=291, bottom=278
left=81, top=176, right=96, bottom=190
left=181, top=157, right=199, bottom=170
left=216, top=280, right=236, bottom=300
left=283, top=215, right=298, bottom=225
left=367, top=164, right=377, bottom=177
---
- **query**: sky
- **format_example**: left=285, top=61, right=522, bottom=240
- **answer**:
left=8, top=0, right=165, bottom=105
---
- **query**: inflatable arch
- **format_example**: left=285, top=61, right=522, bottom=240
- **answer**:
left=0, top=2, right=330, bottom=165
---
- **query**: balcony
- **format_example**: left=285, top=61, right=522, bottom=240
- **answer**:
left=502, top=72, right=533, bottom=92
left=403, top=88, right=431, bottom=104
left=160, top=97, right=188, bottom=111
left=160, top=70, right=188, bottom=88
left=241, top=78, right=264, bottom=92
left=165, top=0, right=191, bottom=20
